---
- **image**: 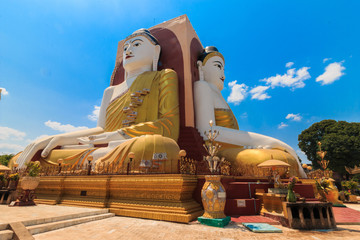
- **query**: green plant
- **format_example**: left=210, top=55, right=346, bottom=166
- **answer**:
left=0, top=154, right=14, bottom=166
left=8, top=173, right=19, bottom=181
left=26, top=161, right=41, bottom=177
left=287, top=176, right=299, bottom=191
left=341, top=180, right=359, bottom=194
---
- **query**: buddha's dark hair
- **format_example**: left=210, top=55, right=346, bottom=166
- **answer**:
left=126, top=28, right=159, bottom=46
left=198, top=46, right=220, bottom=62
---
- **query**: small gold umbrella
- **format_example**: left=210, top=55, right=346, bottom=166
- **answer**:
left=0, top=164, right=11, bottom=172
left=257, top=160, right=291, bottom=183
left=257, top=160, right=291, bottom=170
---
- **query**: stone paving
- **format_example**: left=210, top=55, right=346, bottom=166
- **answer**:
left=2, top=204, right=360, bottom=240
left=33, top=215, right=360, bottom=240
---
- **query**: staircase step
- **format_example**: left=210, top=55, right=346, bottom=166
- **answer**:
left=22, top=209, right=109, bottom=227
left=0, top=230, right=13, bottom=240
left=27, top=212, right=115, bottom=235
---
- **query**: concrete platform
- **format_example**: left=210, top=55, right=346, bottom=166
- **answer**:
left=0, top=204, right=114, bottom=240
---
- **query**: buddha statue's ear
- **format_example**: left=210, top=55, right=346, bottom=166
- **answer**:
left=153, top=45, right=161, bottom=71
left=197, top=60, right=204, bottom=81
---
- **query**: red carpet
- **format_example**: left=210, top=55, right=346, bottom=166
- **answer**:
left=333, top=206, right=360, bottom=224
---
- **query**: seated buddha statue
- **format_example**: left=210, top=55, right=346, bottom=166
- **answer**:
left=13, top=29, right=180, bottom=173
left=194, top=46, right=306, bottom=178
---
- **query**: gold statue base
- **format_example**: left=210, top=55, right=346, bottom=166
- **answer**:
left=34, top=174, right=203, bottom=223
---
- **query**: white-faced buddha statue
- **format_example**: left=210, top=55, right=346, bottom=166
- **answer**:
left=194, top=46, right=306, bottom=177
left=13, top=29, right=180, bottom=173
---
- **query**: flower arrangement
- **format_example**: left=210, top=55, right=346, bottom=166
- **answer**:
left=202, top=120, right=225, bottom=174
left=287, top=176, right=299, bottom=191
left=315, top=177, right=331, bottom=194
left=8, top=173, right=19, bottom=181
left=26, top=161, right=41, bottom=177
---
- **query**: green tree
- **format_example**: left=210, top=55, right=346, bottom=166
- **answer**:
left=0, top=154, right=14, bottom=166
left=298, top=120, right=360, bottom=175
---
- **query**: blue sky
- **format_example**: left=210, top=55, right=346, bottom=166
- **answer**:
left=1, top=0, right=359, bottom=164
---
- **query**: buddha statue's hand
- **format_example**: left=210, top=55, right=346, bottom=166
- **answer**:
left=78, top=131, right=125, bottom=145
left=17, top=135, right=68, bottom=166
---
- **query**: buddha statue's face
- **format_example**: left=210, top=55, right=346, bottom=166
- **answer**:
left=123, top=35, right=159, bottom=72
left=202, top=56, right=225, bottom=91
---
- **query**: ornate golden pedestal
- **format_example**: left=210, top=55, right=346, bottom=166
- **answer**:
left=35, top=174, right=203, bottom=223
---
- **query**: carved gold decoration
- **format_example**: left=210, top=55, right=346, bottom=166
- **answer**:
left=179, top=157, right=196, bottom=175
left=34, top=174, right=202, bottom=223
left=317, top=142, right=329, bottom=171
left=345, top=165, right=360, bottom=175
left=220, top=160, right=231, bottom=176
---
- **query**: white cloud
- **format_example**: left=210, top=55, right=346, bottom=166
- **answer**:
left=227, top=80, right=248, bottom=105
left=0, top=143, right=24, bottom=154
left=0, top=126, right=26, bottom=140
left=285, top=62, right=294, bottom=68
left=286, top=113, right=302, bottom=122
left=261, top=66, right=311, bottom=90
left=323, top=58, right=332, bottom=63
left=0, top=87, right=9, bottom=96
left=316, top=61, right=345, bottom=85
left=88, top=105, right=100, bottom=121
left=278, top=122, right=288, bottom=129
left=240, top=112, right=248, bottom=119
left=45, top=120, right=88, bottom=133
left=250, top=86, right=271, bottom=100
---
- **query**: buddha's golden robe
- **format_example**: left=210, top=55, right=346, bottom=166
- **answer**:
left=34, top=69, right=180, bottom=172
left=214, top=108, right=301, bottom=177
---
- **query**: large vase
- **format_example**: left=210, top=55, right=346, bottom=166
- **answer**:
left=286, top=189, right=296, bottom=202
left=20, top=176, right=40, bottom=190
left=201, top=175, right=226, bottom=219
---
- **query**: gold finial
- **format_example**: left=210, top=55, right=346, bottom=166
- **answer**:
left=128, top=152, right=135, bottom=159
left=209, top=120, right=213, bottom=127
left=179, top=150, right=186, bottom=157
left=57, top=158, right=63, bottom=165
left=87, top=156, right=94, bottom=162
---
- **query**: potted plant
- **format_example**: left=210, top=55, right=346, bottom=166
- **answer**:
left=7, top=173, right=20, bottom=190
left=341, top=180, right=359, bottom=203
left=315, top=177, right=331, bottom=202
left=286, top=176, right=299, bottom=202
left=20, top=161, right=41, bottom=190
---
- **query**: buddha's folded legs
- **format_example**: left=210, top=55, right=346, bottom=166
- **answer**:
left=218, top=147, right=301, bottom=177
